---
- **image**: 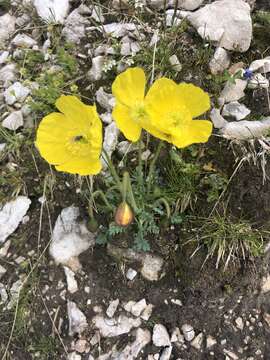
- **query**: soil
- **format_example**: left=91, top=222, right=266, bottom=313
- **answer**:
left=1, top=142, right=270, bottom=359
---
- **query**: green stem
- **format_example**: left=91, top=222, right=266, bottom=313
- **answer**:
left=153, top=197, right=171, bottom=218
left=88, top=197, right=94, bottom=218
left=138, top=136, right=143, bottom=190
left=147, top=141, right=164, bottom=193
left=123, top=171, right=138, bottom=212
left=92, top=190, right=114, bottom=211
left=102, top=150, right=123, bottom=197
left=122, top=171, right=129, bottom=203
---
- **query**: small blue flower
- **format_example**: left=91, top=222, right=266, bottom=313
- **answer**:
left=243, top=68, right=253, bottom=80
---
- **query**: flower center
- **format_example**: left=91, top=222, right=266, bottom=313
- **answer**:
left=168, top=110, right=190, bottom=129
left=130, top=102, right=148, bottom=124
left=73, top=135, right=88, bottom=144
left=66, top=134, right=90, bottom=156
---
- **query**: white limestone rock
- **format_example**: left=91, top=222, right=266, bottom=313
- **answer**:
left=106, top=299, right=119, bottom=318
left=140, top=253, right=164, bottom=281
left=181, top=324, right=195, bottom=341
left=131, top=299, right=147, bottom=317
left=221, top=118, right=270, bottom=140
left=0, top=264, right=7, bottom=279
left=116, top=328, right=151, bottom=360
left=220, top=79, right=247, bottom=103
left=101, top=23, right=136, bottom=38
left=0, top=240, right=11, bottom=257
left=103, top=121, right=119, bottom=158
left=140, top=304, right=154, bottom=321
left=0, top=64, right=17, bottom=88
left=34, top=0, right=70, bottom=24
left=97, top=328, right=150, bottom=360
left=2, top=111, right=24, bottom=131
left=191, top=332, right=204, bottom=350
left=0, top=283, right=8, bottom=304
left=180, top=0, right=204, bottom=10
left=222, top=101, right=251, bottom=121
left=96, top=87, right=115, bottom=111
left=210, top=108, right=228, bottom=129
left=261, top=274, right=270, bottom=293
left=152, top=324, right=171, bottom=347
left=171, top=327, right=185, bottom=344
left=49, top=206, right=95, bottom=271
left=120, top=36, right=141, bottom=56
left=123, top=300, right=136, bottom=313
left=188, top=0, right=252, bottom=52
left=148, top=0, right=203, bottom=9
left=4, top=82, right=30, bottom=105
left=206, top=335, right=217, bottom=348
left=248, top=73, right=269, bottom=89
left=169, top=54, right=182, bottom=72
left=0, top=196, right=31, bottom=244
left=6, top=278, right=24, bottom=309
left=249, top=57, right=270, bottom=73
left=209, top=47, right=230, bottom=75
left=92, top=314, right=141, bottom=337
left=67, top=300, right=88, bottom=336
left=63, top=266, right=78, bottom=293
left=88, top=56, right=105, bottom=82
left=0, top=51, right=9, bottom=64
left=62, top=6, right=89, bottom=43
left=94, top=44, right=115, bottom=56
left=235, top=316, right=244, bottom=330
left=126, top=268, right=137, bottom=280
left=100, top=112, right=113, bottom=124
left=12, top=34, right=37, bottom=48
left=0, top=14, right=16, bottom=46
left=159, top=346, right=173, bottom=360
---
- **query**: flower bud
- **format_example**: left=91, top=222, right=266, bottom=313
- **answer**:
left=115, top=202, right=134, bottom=227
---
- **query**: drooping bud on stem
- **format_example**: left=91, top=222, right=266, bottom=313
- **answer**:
left=115, top=202, right=134, bottom=227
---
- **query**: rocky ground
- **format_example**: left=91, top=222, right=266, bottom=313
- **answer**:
left=1, top=0, right=270, bottom=359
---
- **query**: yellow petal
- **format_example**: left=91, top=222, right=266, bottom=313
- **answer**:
left=55, top=95, right=90, bottom=128
left=36, top=113, right=71, bottom=164
left=143, top=123, right=171, bottom=142
left=145, top=78, right=185, bottom=119
left=178, top=83, right=210, bottom=118
left=55, top=157, right=102, bottom=175
left=112, top=67, right=146, bottom=107
left=145, top=78, right=181, bottom=113
left=112, top=103, right=142, bottom=142
left=145, top=78, right=192, bottom=135
left=172, top=119, right=213, bottom=148
left=85, top=105, right=103, bottom=153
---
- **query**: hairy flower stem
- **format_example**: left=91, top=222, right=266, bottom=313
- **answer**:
left=138, top=136, right=143, bottom=190
left=147, top=141, right=164, bottom=194
left=122, top=171, right=138, bottom=212
left=88, top=190, right=113, bottom=221
left=153, top=197, right=171, bottom=218
left=92, top=190, right=114, bottom=211
left=102, top=150, right=124, bottom=198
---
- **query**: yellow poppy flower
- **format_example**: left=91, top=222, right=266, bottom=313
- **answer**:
left=112, top=67, right=212, bottom=147
left=112, top=67, right=148, bottom=142
left=36, top=95, right=102, bottom=175
left=145, top=78, right=212, bottom=148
